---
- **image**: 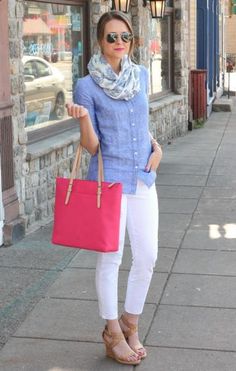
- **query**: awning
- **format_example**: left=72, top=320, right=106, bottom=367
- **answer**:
left=23, top=18, right=52, bottom=35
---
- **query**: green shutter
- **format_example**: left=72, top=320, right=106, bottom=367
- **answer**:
left=232, top=0, right=236, bottom=15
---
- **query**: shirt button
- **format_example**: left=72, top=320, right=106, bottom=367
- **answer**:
left=131, top=123, right=135, bottom=126
left=130, top=109, right=133, bottom=113
left=133, top=138, right=136, bottom=141
left=135, top=165, right=138, bottom=169
left=134, top=152, right=138, bottom=155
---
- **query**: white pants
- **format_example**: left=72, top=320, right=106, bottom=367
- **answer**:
left=96, top=180, right=159, bottom=320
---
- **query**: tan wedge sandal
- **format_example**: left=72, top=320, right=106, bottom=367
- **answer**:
left=102, top=325, right=141, bottom=365
left=119, top=314, right=147, bottom=359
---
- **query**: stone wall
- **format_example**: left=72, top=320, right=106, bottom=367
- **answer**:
left=174, top=0, right=189, bottom=97
left=8, top=0, right=190, bottom=235
left=24, top=133, right=83, bottom=231
left=8, top=0, right=28, bottom=223
left=90, top=0, right=109, bottom=53
left=149, top=95, right=188, bottom=144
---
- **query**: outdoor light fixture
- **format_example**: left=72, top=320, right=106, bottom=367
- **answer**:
left=112, top=0, right=131, bottom=13
left=112, top=0, right=166, bottom=17
left=143, top=0, right=166, bottom=19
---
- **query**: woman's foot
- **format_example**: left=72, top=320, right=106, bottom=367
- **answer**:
left=119, top=313, right=147, bottom=359
left=102, top=323, right=141, bottom=365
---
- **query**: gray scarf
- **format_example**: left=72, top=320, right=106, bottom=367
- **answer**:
left=87, top=53, right=140, bottom=100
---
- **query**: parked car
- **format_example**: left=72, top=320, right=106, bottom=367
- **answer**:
left=22, top=56, right=66, bottom=123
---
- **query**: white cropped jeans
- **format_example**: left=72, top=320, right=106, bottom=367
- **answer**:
left=96, top=180, right=159, bottom=320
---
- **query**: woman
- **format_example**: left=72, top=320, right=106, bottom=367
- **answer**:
left=67, top=10, right=162, bottom=365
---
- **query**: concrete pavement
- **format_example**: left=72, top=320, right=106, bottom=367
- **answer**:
left=0, top=101, right=236, bottom=370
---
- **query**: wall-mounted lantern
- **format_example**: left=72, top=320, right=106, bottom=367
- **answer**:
left=112, top=0, right=131, bottom=13
left=112, top=0, right=166, bottom=19
left=143, top=0, right=166, bottom=19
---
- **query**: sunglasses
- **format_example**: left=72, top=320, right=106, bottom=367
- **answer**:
left=106, top=32, right=133, bottom=44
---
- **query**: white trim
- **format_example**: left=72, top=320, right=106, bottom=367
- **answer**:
left=207, top=96, right=215, bottom=117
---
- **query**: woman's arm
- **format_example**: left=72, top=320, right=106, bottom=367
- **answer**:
left=66, top=103, right=99, bottom=156
left=145, top=132, right=163, bottom=172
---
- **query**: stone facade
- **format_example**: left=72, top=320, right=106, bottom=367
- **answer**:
left=8, top=0, right=28, bottom=225
left=8, top=0, right=189, bottom=235
left=24, top=134, right=80, bottom=231
left=149, top=95, right=188, bottom=144
left=173, top=0, right=189, bottom=97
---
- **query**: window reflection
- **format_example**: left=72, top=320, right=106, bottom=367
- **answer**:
left=149, top=17, right=172, bottom=95
left=23, top=2, right=84, bottom=129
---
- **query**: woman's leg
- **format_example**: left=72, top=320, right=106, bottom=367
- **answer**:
left=95, top=194, right=127, bottom=320
left=125, top=181, right=158, bottom=313
left=96, top=194, right=140, bottom=363
left=121, top=181, right=159, bottom=354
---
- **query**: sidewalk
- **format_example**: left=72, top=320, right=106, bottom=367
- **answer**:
left=0, top=102, right=236, bottom=370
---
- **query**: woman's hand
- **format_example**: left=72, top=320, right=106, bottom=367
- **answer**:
left=66, top=103, right=88, bottom=119
left=66, top=103, right=99, bottom=155
left=145, top=144, right=162, bottom=172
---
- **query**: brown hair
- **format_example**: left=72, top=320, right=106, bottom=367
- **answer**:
left=97, top=11, right=134, bottom=57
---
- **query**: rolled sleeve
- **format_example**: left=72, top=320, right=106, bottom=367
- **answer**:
left=73, top=79, right=101, bottom=140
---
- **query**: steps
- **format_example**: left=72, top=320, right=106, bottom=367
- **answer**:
left=212, top=98, right=233, bottom=112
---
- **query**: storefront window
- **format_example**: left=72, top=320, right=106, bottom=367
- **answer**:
left=23, top=1, right=88, bottom=130
left=149, top=14, right=173, bottom=96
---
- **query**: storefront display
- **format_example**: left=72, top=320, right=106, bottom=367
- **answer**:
left=149, top=16, right=173, bottom=96
left=23, top=2, right=85, bottom=128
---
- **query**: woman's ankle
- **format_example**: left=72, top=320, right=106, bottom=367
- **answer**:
left=123, top=312, right=139, bottom=325
left=106, top=319, right=121, bottom=333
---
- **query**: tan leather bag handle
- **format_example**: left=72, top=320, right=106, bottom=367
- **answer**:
left=65, top=143, right=104, bottom=208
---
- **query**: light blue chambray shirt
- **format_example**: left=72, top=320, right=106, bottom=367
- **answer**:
left=73, top=65, right=156, bottom=194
